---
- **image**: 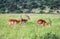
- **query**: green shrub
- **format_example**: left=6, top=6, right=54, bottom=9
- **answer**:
left=40, top=32, right=59, bottom=39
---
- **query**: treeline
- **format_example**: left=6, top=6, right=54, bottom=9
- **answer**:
left=0, top=0, right=60, bottom=14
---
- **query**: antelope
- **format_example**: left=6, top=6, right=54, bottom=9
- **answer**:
left=37, top=19, right=51, bottom=26
left=8, top=15, right=30, bottom=26
left=8, top=19, right=20, bottom=26
left=20, top=15, right=30, bottom=24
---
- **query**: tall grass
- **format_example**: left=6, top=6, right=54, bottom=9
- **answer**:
left=0, top=14, right=60, bottom=39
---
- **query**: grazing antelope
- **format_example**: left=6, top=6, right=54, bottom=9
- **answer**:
left=37, top=19, right=51, bottom=26
left=20, top=15, right=30, bottom=24
left=8, top=19, right=20, bottom=26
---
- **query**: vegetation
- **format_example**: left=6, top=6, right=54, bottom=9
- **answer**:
left=0, top=0, right=60, bottom=14
left=40, top=32, right=59, bottom=39
left=0, top=14, right=60, bottom=39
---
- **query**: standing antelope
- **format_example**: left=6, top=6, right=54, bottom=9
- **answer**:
left=20, top=15, right=30, bottom=24
left=37, top=19, right=51, bottom=26
left=8, top=15, right=30, bottom=26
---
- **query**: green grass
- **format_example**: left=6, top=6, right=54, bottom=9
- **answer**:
left=0, top=14, right=60, bottom=39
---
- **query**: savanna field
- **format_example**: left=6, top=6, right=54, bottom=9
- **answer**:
left=0, top=14, right=60, bottom=39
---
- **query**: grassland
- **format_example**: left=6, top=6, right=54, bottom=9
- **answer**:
left=0, top=14, right=60, bottom=39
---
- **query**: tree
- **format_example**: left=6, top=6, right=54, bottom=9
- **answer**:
left=30, top=1, right=39, bottom=8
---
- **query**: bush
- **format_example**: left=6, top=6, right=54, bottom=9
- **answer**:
left=40, top=32, right=59, bottom=39
left=40, top=10, right=45, bottom=14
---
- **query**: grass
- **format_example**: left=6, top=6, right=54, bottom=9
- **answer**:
left=0, top=14, right=60, bottom=39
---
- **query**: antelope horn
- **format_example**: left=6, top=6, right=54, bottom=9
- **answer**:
left=20, top=15, right=23, bottom=20
left=26, top=15, right=30, bottom=19
left=48, top=18, right=52, bottom=25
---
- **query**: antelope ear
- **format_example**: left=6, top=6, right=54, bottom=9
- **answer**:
left=20, top=15, right=22, bottom=19
left=20, top=15, right=22, bottom=17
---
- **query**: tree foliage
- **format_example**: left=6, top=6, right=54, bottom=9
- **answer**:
left=0, top=0, right=60, bottom=13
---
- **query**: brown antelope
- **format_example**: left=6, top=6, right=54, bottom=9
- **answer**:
left=37, top=19, right=51, bottom=26
left=8, top=15, right=30, bottom=26
left=8, top=19, right=20, bottom=26
left=20, top=15, right=30, bottom=24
